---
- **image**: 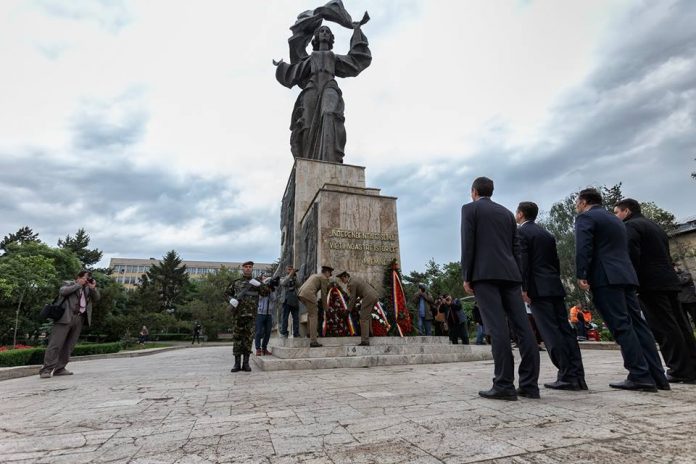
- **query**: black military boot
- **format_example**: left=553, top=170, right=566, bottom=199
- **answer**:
left=230, top=355, right=241, bottom=372
left=242, top=354, right=252, bottom=372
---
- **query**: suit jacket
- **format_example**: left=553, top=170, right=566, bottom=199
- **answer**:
left=347, top=276, right=379, bottom=302
left=56, top=281, right=100, bottom=327
left=518, top=221, right=566, bottom=299
left=298, top=273, right=329, bottom=308
left=460, top=197, right=522, bottom=283
left=575, top=205, right=638, bottom=287
left=623, top=213, right=680, bottom=292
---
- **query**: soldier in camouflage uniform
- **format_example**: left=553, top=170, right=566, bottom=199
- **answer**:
left=225, top=261, right=267, bottom=372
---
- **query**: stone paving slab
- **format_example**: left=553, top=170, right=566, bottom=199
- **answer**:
left=0, top=345, right=695, bottom=463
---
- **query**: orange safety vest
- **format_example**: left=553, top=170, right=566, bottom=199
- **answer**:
left=569, top=305, right=580, bottom=323
left=581, top=310, right=592, bottom=324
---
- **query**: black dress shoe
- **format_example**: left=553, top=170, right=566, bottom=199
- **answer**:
left=578, top=379, right=589, bottom=390
left=309, top=342, right=323, bottom=348
left=609, top=380, right=657, bottom=392
left=666, top=374, right=696, bottom=384
left=656, top=383, right=671, bottom=391
left=478, top=388, right=517, bottom=401
left=543, top=380, right=581, bottom=391
left=516, top=388, right=541, bottom=399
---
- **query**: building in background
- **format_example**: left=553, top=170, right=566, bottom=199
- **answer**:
left=109, top=258, right=275, bottom=289
left=670, top=215, right=696, bottom=273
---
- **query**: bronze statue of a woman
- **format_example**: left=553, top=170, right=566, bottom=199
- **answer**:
left=274, top=1, right=371, bottom=164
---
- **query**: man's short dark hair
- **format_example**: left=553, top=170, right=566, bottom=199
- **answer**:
left=615, top=198, right=641, bottom=215
left=578, top=188, right=602, bottom=205
left=77, top=270, right=91, bottom=278
left=517, top=201, right=539, bottom=221
left=472, top=177, right=494, bottom=197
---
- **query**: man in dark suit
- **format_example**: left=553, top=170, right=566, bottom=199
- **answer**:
left=575, top=188, right=668, bottom=392
left=614, top=198, right=696, bottom=383
left=461, top=177, right=540, bottom=401
left=516, top=201, right=587, bottom=391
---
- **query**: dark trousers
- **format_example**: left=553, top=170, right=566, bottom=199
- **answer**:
left=41, top=314, right=84, bottom=374
left=449, top=322, right=469, bottom=344
left=682, top=302, right=696, bottom=330
left=639, top=291, right=696, bottom=381
left=592, top=285, right=666, bottom=385
left=192, top=333, right=201, bottom=344
left=474, top=281, right=540, bottom=393
left=255, top=314, right=272, bottom=350
left=281, top=303, right=300, bottom=337
left=530, top=297, right=585, bottom=384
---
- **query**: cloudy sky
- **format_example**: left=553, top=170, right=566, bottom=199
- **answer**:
left=1, top=0, right=695, bottom=273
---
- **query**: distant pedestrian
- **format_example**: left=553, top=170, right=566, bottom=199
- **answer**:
left=280, top=266, right=301, bottom=338
left=255, top=278, right=276, bottom=356
left=139, top=326, right=149, bottom=344
left=192, top=322, right=202, bottom=345
left=39, top=270, right=100, bottom=379
left=412, top=284, right=435, bottom=336
left=676, top=264, right=696, bottom=329
left=472, top=302, right=486, bottom=345
left=446, top=296, right=469, bottom=345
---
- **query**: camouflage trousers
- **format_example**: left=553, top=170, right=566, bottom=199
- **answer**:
left=231, top=301, right=256, bottom=355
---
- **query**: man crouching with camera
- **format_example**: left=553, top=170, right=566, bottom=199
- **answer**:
left=39, top=270, right=100, bottom=379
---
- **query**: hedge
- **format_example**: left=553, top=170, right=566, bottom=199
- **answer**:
left=150, top=333, right=193, bottom=341
left=0, top=342, right=122, bottom=367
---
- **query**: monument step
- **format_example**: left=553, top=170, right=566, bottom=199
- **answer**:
left=270, top=343, right=478, bottom=359
left=271, top=336, right=454, bottom=348
left=251, top=346, right=493, bottom=371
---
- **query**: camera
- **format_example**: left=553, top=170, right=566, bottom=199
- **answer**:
left=87, top=278, right=95, bottom=284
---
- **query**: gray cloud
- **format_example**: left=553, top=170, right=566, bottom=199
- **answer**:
left=0, top=151, right=278, bottom=264
left=373, top=0, right=696, bottom=271
left=71, top=90, right=149, bottom=151
left=35, top=0, right=131, bottom=33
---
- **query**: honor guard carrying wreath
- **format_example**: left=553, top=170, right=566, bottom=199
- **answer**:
left=298, top=265, right=333, bottom=347
left=225, top=261, right=268, bottom=372
left=337, top=271, right=379, bottom=346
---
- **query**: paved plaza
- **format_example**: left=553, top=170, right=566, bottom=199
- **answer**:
left=1, top=345, right=695, bottom=464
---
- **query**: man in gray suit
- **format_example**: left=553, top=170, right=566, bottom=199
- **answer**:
left=39, top=270, right=100, bottom=378
left=461, top=177, right=540, bottom=400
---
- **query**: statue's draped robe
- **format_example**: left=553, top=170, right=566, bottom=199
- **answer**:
left=275, top=27, right=371, bottom=163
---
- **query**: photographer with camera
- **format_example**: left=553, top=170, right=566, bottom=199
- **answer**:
left=39, top=270, right=100, bottom=379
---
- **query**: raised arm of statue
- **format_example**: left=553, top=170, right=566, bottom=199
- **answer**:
left=335, top=26, right=372, bottom=78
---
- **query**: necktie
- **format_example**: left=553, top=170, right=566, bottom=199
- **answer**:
left=79, top=290, right=87, bottom=313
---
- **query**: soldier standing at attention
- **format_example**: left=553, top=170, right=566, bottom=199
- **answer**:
left=298, top=266, right=333, bottom=347
left=226, top=261, right=266, bottom=372
left=337, top=271, right=379, bottom=346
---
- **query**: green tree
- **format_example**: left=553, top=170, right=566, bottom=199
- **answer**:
left=57, top=228, right=103, bottom=268
left=640, top=202, right=676, bottom=231
left=0, top=253, right=57, bottom=345
left=139, top=250, right=190, bottom=313
left=181, top=266, right=239, bottom=340
left=1, top=226, right=40, bottom=252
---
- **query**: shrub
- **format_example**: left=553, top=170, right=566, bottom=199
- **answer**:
left=600, top=328, right=614, bottom=342
left=0, top=342, right=123, bottom=367
left=150, top=333, right=191, bottom=341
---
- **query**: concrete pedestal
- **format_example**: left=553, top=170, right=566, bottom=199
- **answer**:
left=279, top=159, right=401, bottom=292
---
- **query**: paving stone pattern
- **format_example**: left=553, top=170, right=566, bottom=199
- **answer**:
left=1, top=345, right=695, bottom=463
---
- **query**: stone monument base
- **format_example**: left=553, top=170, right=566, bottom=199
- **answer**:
left=251, top=337, right=493, bottom=371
